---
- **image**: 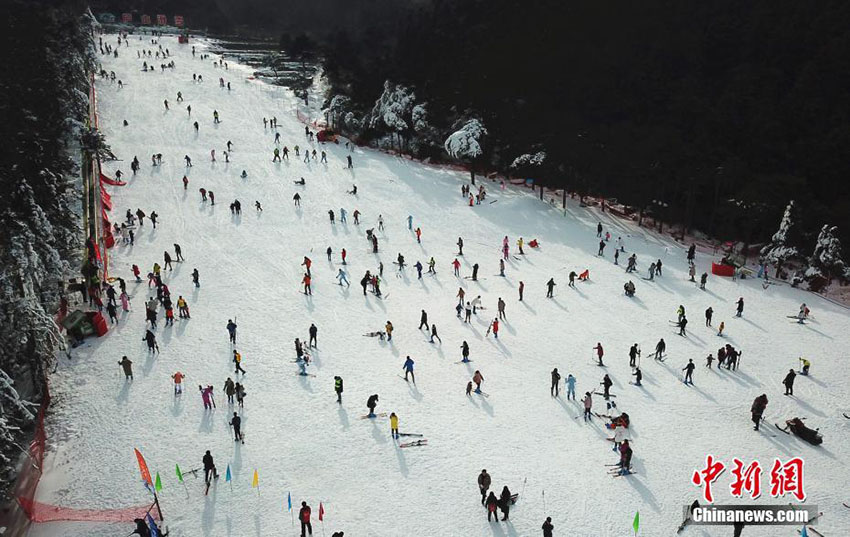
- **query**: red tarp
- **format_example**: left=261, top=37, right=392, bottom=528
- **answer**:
left=711, top=262, right=735, bottom=277
left=100, top=172, right=126, bottom=186
left=101, top=188, right=112, bottom=211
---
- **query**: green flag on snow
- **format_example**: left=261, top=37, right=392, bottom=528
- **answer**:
left=175, top=464, right=184, bottom=483
left=633, top=511, right=639, bottom=534
left=155, top=472, right=162, bottom=492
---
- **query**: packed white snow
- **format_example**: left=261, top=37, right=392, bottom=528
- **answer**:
left=30, top=33, right=850, bottom=537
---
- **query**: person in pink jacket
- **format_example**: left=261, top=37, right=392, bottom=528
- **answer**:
left=199, top=385, right=215, bottom=409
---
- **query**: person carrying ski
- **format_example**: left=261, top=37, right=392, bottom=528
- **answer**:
left=389, top=412, right=399, bottom=439
left=118, top=356, right=133, bottom=380
left=202, top=450, right=218, bottom=484
left=226, top=319, right=237, bottom=343
left=751, top=394, right=768, bottom=431
left=230, top=412, right=243, bottom=442
left=402, top=356, right=415, bottom=383
left=199, top=385, right=215, bottom=410
left=367, top=394, right=379, bottom=417
left=478, top=469, right=491, bottom=504
left=551, top=368, right=561, bottom=397
left=499, top=486, right=513, bottom=521
left=683, top=359, right=695, bottom=384
left=334, top=376, right=343, bottom=404
left=783, top=369, right=796, bottom=395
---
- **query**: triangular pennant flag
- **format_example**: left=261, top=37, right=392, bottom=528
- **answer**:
left=134, top=448, right=153, bottom=486
left=287, top=492, right=292, bottom=511
left=252, top=469, right=259, bottom=488
left=226, top=464, right=232, bottom=482
left=801, top=527, right=808, bottom=537
left=155, top=472, right=162, bottom=492
left=633, top=511, right=640, bottom=534
left=146, top=514, right=160, bottom=537
left=175, top=463, right=184, bottom=483
left=319, top=502, right=325, bottom=521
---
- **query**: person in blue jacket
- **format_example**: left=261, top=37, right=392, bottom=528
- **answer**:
left=403, top=356, right=415, bottom=384
left=565, top=374, right=576, bottom=400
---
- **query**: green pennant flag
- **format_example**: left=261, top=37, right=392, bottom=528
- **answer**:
left=633, top=511, right=640, bottom=534
left=175, top=464, right=184, bottom=483
left=155, top=472, right=162, bottom=492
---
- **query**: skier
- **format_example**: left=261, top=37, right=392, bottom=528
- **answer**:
left=705, top=354, right=714, bottom=368
left=302, top=256, right=312, bottom=277
left=106, top=301, right=118, bottom=324
left=597, top=222, right=603, bottom=237
left=593, top=342, right=604, bottom=366
left=683, top=359, right=695, bottom=384
left=619, top=439, right=633, bottom=473
left=418, top=310, right=429, bottom=330
left=233, top=350, right=246, bottom=375
left=118, top=356, right=133, bottom=380
left=700, top=272, right=708, bottom=289
left=223, top=377, right=235, bottom=404
left=309, top=323, right=318, bottom=347
left=163, top=251, right=173, bottom=271
left=385, top=321, right=393, bottom=341
left=428, top=257, right=436, bottom=274
left=478, top=469, right=491, bottom=505
left=497, top=297, right=506, bottom=320
left=632, top=367, right=642, bottom=386
left=569, top=271, right=577, bottom=287
left=293, top=193, right=301, bottom=207
left=678, top=316, right=688, bottom=336
left=403, top=356, right=415, bottom=383
left=499, top=258, right=505, bottom=276
left=366, top=394, right=379, bottom=417
left=601, top=374, right=613, bottom=399
left=488, top=318, right=499, bottom=339
left=542, top=517, right=554, bottom=537
left=546, top=278, right=556, bottom=298
left=717, top=321, right=725, bottom=337
left=457, top=237, right=464, bottom=255
left=302, top=273, right=312, bottom=295
left=597, top=239, right=605, bottom=256
left=751, top=394, right=768, bottom=431
left=499, top=486, right=513, bottom=521
left=415, top=260, right=423, bottom=279
left=582, top=392, right=593, bottom=421
left=226, top=319, right=237, bottom=343
left=430, top=324, right=441, bottom=344
left=452, top=258, right=461, bottom=276
left=655, top=259, right=663, bottom=276
left=799, top=358, right=811, bottom=375
left=235, top=382, right=246, bottom=408
left=705, top=307, right=713, bottom=327
left=687, top=244, right=696, bottom=262
left=471, top=295, right=482, bottom=314
left=192, top=268, right=200, bottom=287
left=461, top=341, right=470, bottom=362
left=736, top=297, right=744, bottom=317
left=519, top=281, right=524, bottom=301
left=629, top=344, right=640, bottom=367
left=654, top=338, right=665, bottom=360
left=334, top=376, right=343, bottom=404
left=517, top=237, right=524, bottom=255
left=565, top=374, right=576, bottom=400
left=472, top=263, right=479, bottom=281
left=143, top=329, right=158, bottom=353
left=551, top=368, right=561, bottom=397
left=486, top=491, right=499, bottom=521
left=473, top=370, right=484, bottom=394
left=783, top=369, right=796, bottom=396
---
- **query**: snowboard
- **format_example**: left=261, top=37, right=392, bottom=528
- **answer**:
left=360, top=412, right=388, bottom=420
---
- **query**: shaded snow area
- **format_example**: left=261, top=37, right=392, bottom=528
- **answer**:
left=32, top=34, right=850, bottom=537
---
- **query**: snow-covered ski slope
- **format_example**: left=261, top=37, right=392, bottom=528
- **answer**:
left=32, top=34, right=850, bottom=537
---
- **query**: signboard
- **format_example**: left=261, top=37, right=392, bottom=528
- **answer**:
left=156, top=14, right=167, bottom=26
left=141, top=14, right=151, bottom=25
left=174, top=15, right=184, bottom=27
left=121, top=13, right=132, bottom=23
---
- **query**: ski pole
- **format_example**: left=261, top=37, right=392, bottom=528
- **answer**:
left=520, top=477, right=527, bottom=499
left=542, top=489, right=546, bottom=513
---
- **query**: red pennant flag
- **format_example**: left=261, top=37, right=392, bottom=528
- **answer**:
left=134, top=448, right=153, bottom=486
left=319, top=502, right=324, bottom=521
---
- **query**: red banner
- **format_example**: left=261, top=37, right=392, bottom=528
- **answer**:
left=121, top=13, right=132, bottom=23
left=101, top=188, right=112, bottom=211
left=174, top=15, right=184, bottom=27
left=100, top=172, right=126, bottom=186
left=141, top=14, right=151, bottom=25
left=156, top=14, right=167, bottom=26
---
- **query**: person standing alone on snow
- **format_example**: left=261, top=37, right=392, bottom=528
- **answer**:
left=403, top=356, right=415, bottom=384
left=299, top=502, right=312, bottom=537
left=551, top=368, right=561, bottom=397
left=478, top=469, right=491, bottom=505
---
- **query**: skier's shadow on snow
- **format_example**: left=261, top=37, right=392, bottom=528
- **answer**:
left=171, top=395, right=183, bottom=417
left=371, top=419, right=388, bottom=445
left=555, top=397, right=580, bottom=420
left=394, top=444, right=409, bottom=477
left=115, top=381, right=131, bottom=405
left=792, top=396, right=829, bottom=419
left=202, top=490, right=217, bottom=536
left=623, top=462, right=662, bottom=513
left=407, top=381, right=423, bottom=402
left=296, top=374, right=315, bottom=393
left=337, top=406, right=349, bottom=431
left=799, top=322, right=833, bottom=340
left=199, top=409, right=215, bottom=433
left=479, top=396, right=494, bottom=417
left=736, top=316, right=768, bottom=333
left=624, top=295, right=648, bottom=310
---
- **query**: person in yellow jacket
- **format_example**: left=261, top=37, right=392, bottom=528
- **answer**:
left=233, top=350, right=246, bottom=375
left=153, top=262, right=161, bottom=276
left=177, top=295, right=190, bottom=318
left=385, top=320, right=394, bottom=341
left=799, top=358, right=811, bottom=375
left=389, top=412, right=399, bottom=439
left=517, top=237, right=524, bottom=255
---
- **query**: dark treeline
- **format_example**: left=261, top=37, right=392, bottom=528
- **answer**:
left=0, top=0, right=93, bottom=494
left=315, top=0, right=850, bottom=247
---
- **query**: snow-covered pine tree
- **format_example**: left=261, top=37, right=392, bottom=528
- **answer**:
left=759, top=200, right=804, bottom=276
left=444, top=119, right=487, bottom=184
left=367, top=81, right=416, bottom=150
left=804, top=224, right=848, bottom=291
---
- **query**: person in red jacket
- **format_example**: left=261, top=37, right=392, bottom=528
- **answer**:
left=489, top=318, right=499, bottom=339
left=299, top=501, right=312, bottom=537
left=302, top=273, right=312, bottom=295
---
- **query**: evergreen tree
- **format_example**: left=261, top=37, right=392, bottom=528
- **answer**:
left=804, top=225, right=848, bottom=290
left=759, top=200, right=804, bottom=274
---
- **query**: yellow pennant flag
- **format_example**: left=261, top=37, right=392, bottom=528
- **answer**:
left=252, top=469, right=259, bottom=488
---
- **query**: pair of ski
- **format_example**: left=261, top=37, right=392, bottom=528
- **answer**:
left=454, top=359, right=473, bottom=364
left=399, top=439, right=428, bottom=448
left=360, top=412, right=388, bottom=420
left=593, top=392, right=617, bottom=398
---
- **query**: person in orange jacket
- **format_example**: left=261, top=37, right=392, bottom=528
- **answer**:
left=302, top=273, right=312, bottom=295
